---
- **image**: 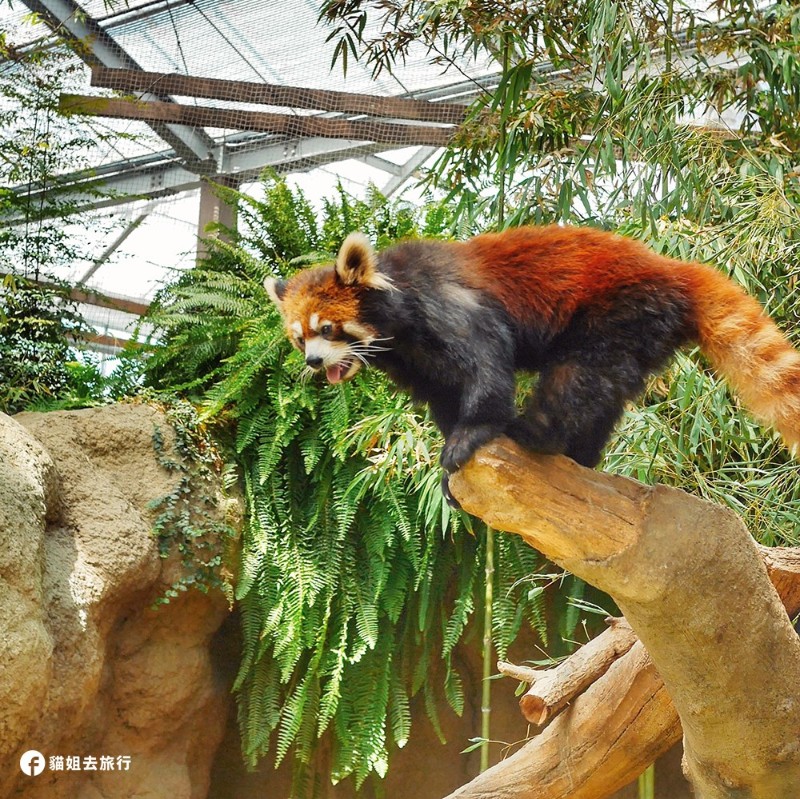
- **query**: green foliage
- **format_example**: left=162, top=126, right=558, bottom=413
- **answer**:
left=0, top=14, right=129, bottom=413
left=0, top=31, right=113, bottom=274
left=18, top=349, right=145, bottom=413
left=320, top=0, right=800, bottom=545
left=144, top=178, right=548, bottom=791
left=0, top=276, right=87, bottom=413
left=148, top=398, right=238, bottom=606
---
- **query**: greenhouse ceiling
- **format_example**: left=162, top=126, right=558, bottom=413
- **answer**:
left=7, top=0, right=499, bottom=211
left=0, top=0, right=506, bottom=346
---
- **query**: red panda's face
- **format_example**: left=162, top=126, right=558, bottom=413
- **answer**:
left=280, top=274, right=378, bottom=384
left=264, top=233, right=393, bottom=384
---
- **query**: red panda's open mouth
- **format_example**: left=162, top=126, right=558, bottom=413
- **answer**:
left=325, top=359, right=358, bottom=384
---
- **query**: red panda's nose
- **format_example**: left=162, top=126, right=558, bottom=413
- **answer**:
left=306, top=355, right=324, bottom=369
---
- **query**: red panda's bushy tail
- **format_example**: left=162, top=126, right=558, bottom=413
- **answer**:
left=682, top=263, right=800, bottom=454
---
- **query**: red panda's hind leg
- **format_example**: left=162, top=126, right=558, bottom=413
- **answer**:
left=509, top=358, right=650, bottom=467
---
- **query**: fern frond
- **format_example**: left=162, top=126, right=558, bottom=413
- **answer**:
left=142, top=173, right=552, bottom=794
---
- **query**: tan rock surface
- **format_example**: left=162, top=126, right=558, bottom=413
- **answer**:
left=1, top=404, right=231, bottom=799
left=0, top=403, right=692, bottom=799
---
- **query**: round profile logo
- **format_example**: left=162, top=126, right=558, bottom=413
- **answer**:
left=20, top=750, right=46, bottom=777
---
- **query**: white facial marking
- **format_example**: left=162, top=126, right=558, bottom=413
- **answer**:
left=342, top=321, right=374, bottom=342
left=309, top=313, right=320, bottom=332
left=290, top=321, right=303, bottom=337
left=304, top=337, right=346, bottom=365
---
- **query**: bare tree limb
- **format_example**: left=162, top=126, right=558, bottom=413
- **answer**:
left=496, top=660, right=541, bottom=684
left=448, top=642, right=680, bottom=799
left=464, top=546, right=800, bottom=799
left=447, top=438, right=800, bottom=799
left=499, top=618, right=637, bottom=726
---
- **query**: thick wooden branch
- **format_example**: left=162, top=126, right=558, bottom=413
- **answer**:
left=59, top=94, right=456, bottom=147
left=759, top=544, right=800, bottom=616
left=448, top=438, right=800, bottom=799
left=475, top=547, right=800, bottom=799
left=90, top=67, right=468, bottom=124
left=449, top=642, right=681, bottom=799
left=499, top=617, right=637, bottom=726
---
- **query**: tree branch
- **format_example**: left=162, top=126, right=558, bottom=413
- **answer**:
left=448, top=641, right=680, bottom=799
left=499, top=617, right=637, bottom=726
left=448, top=438, right=800, bottom=799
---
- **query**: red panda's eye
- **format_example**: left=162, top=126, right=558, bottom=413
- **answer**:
left=296, top=336, right=305, bottom=348
left=321, top=323, right=333, bottom=337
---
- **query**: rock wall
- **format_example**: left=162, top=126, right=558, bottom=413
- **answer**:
left=0, top=404, right=231, bottom=799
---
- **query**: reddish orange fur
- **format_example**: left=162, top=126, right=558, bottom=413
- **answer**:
left=463, top=226, right=687, bottom=330
left=462, top=225, right=799, bottom=453
left=682, top=263, right=800, bottom=452
left=279, top=265, right=375, bottom=342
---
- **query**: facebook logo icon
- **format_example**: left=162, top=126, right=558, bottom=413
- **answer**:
left=19, top=750, right=46, bottom=777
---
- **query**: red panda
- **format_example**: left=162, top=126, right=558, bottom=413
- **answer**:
left=265, top=225, right=800, bottom=504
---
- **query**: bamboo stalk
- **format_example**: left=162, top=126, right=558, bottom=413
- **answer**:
left=480, top=525, right=495, bottom=773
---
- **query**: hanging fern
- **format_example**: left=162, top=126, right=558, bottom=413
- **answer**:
left=143, top=177, right=551, bottom=792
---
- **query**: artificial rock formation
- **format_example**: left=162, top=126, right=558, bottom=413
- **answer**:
left=0, top=404, right=694, bottom=799
left=0, top=404, right=233, bottom=799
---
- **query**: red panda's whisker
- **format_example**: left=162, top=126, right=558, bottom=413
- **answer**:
left=350, top=344, right=391, bottom=354
left=348, top=346, right=389, bottom=360
left=346, top=349, right=371, bottom=367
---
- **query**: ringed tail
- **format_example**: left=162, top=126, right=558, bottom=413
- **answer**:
left=683, top=263, right=800, bottom=454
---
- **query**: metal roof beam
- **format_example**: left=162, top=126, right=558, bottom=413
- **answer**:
left=79, top=212, right=149, bottom=283
left=19, top=0, right=218, bottom=170
left=362, top=155, right=405, bottom=176
left=2, top=161, right=203, bottom=218
left=1, top=136, right=393, bottom=216
left=0, top=270, right=150, bottom=315
left=381, top=147, right=438, bottom=197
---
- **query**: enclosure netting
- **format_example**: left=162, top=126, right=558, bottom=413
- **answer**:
left=0, top=0, right=497, bottom=342
left=4, top=0, right=494, bottom=179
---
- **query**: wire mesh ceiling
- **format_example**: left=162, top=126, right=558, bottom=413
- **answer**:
left=0, top=0, right=501, bottom=345
left=4, top=0, right=498, bottom=184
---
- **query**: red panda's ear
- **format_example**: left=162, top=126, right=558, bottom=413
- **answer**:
left=264, top=276, right=288, bottom=312
left=335, top=233, right=394, bottom=291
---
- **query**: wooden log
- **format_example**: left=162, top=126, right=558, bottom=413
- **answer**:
left=59, top=94, right=456, bottom=148
left=447, top=545, right=800, bottom=799
left=451, top=547, right=800, bottom=799
left=759, top=544, right=800, bottom=616
left=447, top=438, right=800, bottom=798
left=90, top=66, right=468, bottom=125
left=448, top=642, right=681, bottom=799
left=500, top=617, right=637, bottom=726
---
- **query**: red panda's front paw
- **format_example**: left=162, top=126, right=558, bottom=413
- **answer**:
left=441, top=425, right=499, bottom=473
